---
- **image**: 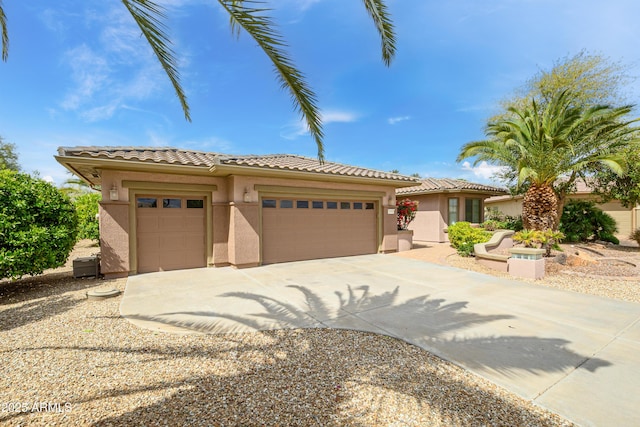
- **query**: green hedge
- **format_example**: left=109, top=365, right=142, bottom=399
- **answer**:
left=448, top=222, right=491, bottom=257
left=0, top=170, right=78, bottom=279
left=75, top=192, right=100, bottom=241
left=560, top=200, right=618, bottom=244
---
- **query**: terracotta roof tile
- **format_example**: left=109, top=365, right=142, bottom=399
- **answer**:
left=57, top=146, right=417, bottom=183
left=396, top=178, right=507, bottom=195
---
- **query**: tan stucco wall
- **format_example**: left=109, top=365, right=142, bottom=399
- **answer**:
left=96, top=169, right=401, bottom=274
left=228, top=202, right=260, bottom=268
left=406, top=194, right=446, bottom=242
left=405, top=193, right=489, bottom=243
left=485, top=198, right=522, bottom=217
left=98, top=202, right=129, bottom=278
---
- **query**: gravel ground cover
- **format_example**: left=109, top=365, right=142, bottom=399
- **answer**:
left=445, top=242, right=640, bottom=303
left=0, top=240, right=576, bottom=426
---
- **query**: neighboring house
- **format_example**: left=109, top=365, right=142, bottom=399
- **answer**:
left=396, top=178, right=507, bottom=242
left=484, top=180, right=640, bottom=238
left=56, top=146, right=418, bottom=277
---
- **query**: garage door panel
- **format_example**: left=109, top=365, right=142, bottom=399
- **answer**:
left=262, top=197, right=377, bottom=264
left=136, top=195, right=206, bottom=273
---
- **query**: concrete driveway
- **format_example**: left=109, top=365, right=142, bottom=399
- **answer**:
left=121, top=254, right=640, bottom=427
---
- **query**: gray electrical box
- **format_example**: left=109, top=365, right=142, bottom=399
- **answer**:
left=73, top=255, right=100, bottom=278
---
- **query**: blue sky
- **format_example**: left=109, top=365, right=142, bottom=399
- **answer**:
left=1, top=0, right=640, bottom=186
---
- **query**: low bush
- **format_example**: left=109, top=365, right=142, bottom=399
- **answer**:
left=484, top=208, right=523, bottom=231
left=448, top=222, right=491, bottom=257
left=560, top=200, right=618, bottom=244
left=75, top=192, right=100, bottom=241
left=513, top=229, right=565, bottom=257
left=0, top=170, right=78, bottom=280
left=630, top=228, right=640, bottom=246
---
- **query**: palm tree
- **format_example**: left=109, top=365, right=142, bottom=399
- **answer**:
left=458, top=90, right=640, bottom=231
left=0, top=0, right=395, bottom=161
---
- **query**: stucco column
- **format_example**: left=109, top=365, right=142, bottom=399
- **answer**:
left=380, top=204, right=398, bottom=253
left=211, top=203, right=231, bottom=267
left=98, top=202, right=130, bottom=278
left=228, top=202, right=260, bottom=268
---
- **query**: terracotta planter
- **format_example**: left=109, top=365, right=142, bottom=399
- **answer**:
left=397, top=229, right=414, bottom=252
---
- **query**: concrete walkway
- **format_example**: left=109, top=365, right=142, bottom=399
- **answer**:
left=121, top=254, right=640, bottom=427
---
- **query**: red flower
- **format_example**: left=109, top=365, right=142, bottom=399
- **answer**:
left=396, top=198, right=419, bottom=230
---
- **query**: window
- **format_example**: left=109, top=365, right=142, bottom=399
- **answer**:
left=465, top=198, right=482, bottom=223
left=448, top=198, right=458, bottom=225
left=327, top=201, right=338, bottom=209
left=187, top=199, right=204, bottom=209
left=365, top=202, right=374, bottom=210
left=353, top=202, right=363, bottom=210
left=163, top=198, right=182, bottom=208
left=312, top=201, right=324, bottom=209
left=137, top=197, right=157, bottom=208
left=296, top=200, right=309, bottom=209
left=280, top=200, right=293, bottom=208
left=340, top=202, right=350, bottom=209
left=262, top=199, right=276, bottom=208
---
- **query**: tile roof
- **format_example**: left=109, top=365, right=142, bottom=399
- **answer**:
left=57, top=146, right=418, bottom=183
left=396, top=178, right=507, bottom=196
left=57, top=146, right=220, bottom=167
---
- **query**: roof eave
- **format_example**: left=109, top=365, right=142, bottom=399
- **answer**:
left=209, top=164, right=419, bottom=187
left=55, top=155, right=213, bottom=187
left=397, top=188, right=507, bottom=196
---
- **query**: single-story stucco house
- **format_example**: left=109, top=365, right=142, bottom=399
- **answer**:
left=395, top=178, right=507, bottom=242
left=484, top=180, right=640, bottom=238
left=56, top=146, right=420, bottom=278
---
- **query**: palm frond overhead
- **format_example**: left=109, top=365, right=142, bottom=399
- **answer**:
left=362, top=0, right=396, bottom=66
left=0, top=1, right=8, bottom=61
left=122, top=0, right=191, bottom=122
left=218, top=0, right=324, bottom=160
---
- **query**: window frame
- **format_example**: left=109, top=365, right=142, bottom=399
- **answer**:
left=448, top=198, right=459, bottom=225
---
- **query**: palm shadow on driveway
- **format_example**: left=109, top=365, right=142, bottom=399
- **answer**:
left=124, top=283, right=611, bottom=377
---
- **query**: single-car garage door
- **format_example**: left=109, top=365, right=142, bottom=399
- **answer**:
left=136, top=195, right=206, bottom=273
left=261, top=197, right=378, bottom=264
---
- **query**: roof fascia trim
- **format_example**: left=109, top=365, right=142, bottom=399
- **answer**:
left=211, top=164, right=418, bottom=188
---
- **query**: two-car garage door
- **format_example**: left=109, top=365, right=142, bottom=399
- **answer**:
left=261, top=197, right=378, bottom=264
left=136, top=195, right=206, bottom=273
left=134, top=193, right=380, bottom=272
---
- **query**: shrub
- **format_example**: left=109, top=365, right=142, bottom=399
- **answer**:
left=75, top=192, right=101, bottom=241
left=481, top=219, right=500, bottom=231
left=483, top=208, right=523, bottom=231
left=501, top=215, right=524, bottom=232
left=560, top=200, right=618, bottom=243
left=396, top=198, right=419, bottom=230
left=448, top=222, right=491, bottom=257
left=0, top=170, right=78, bottom=280
left=514, top=229, right=565, bottom=256
left=630, top=228, right=640, bottom=246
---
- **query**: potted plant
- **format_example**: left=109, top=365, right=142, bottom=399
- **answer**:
left=396, top=198, right=419, bottom=251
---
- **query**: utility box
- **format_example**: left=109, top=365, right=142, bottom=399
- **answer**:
left=73, top=255, right=100, bottom=278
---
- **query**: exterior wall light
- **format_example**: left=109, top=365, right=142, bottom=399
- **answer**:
left=109, top=184, right=119, bottom=201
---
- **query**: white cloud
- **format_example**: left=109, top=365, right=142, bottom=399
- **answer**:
left=58, top=5, right=167, bottom=121
left=61, top=44, right=111, bottom=111
left=81, top=103, right=119, bottom=122
left=322, top=110, right=358, bottom=124
left=281, top=109, right=358, bottom=140
left=387, top=115, right=411, bottom=125
left=461, top=161, right=507, bottom=180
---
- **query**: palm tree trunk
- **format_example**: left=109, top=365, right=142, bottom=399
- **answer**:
left=522, top=184, right=560, bottom=230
